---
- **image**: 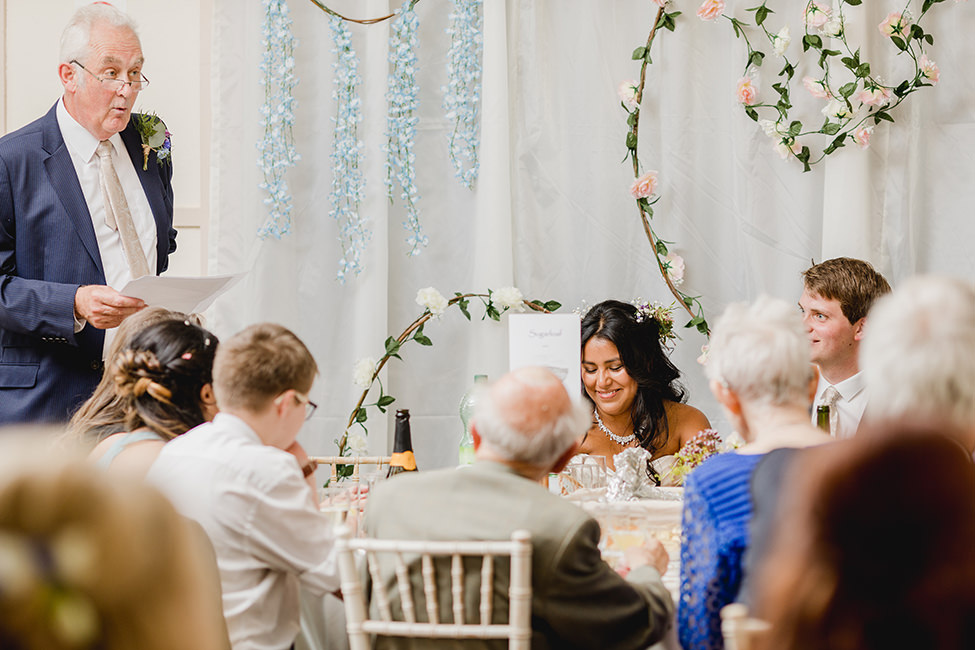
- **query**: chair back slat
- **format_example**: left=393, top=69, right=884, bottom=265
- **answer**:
left=338, top=527, right=532, bottom=649
left=508, top=530, right=532, bottom=650
left=479, top=554, right=494, bottom=625
left=451, top=553, right=465, bottom=625
left=366, top=550, right=392, bottom=622
left=393, top=552, right=417, bottom=624
left=421, top=553, right=439, bottom=624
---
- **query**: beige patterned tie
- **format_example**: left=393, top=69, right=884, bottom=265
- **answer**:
left=822, top=385, right=840, bottom=437
left=96, top=140, right=151, bottom=279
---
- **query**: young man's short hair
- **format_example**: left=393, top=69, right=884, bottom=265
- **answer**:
left=213, top=323, right=317, bottom=412
left=801, top=257, right=891, bottom=324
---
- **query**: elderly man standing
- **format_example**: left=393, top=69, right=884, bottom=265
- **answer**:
left=0, top=3, right=176, bottom=424
left=364, top=366, right=674, bottom=650
left=798, top=257, right=890, bottom=438
left=860, top=275, right=975, bottom=453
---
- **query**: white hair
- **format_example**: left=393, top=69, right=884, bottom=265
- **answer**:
left=473, top=378, right=590, bottom=467
left=861, top=275, right=975, bottom=432
left=60, top=3, right=140, bottom=65
left=705, top=295, right=815, bottom=407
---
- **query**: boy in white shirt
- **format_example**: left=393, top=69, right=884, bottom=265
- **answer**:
left=148, top=323, right=335, bottom=650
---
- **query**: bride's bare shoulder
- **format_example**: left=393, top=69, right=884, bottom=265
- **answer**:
left=665, top=401, right=712, bottom=445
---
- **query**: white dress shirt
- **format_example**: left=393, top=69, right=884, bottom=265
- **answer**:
left=147, top=413, right=339, bottom=650
left=56, top=98, right=157, bottom=290
left=812, top=371, right=867, bottom=439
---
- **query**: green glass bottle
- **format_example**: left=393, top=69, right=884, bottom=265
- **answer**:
left=816, top=405, right=831, bottom=433
left=458, top=375, right=488, bottom=465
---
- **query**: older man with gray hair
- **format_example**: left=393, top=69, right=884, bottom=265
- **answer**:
left=860, top=275, right=975, bottom=452
left=0, top=2, right=176, bottom=424
left=364, top=366, right=674, bottom=650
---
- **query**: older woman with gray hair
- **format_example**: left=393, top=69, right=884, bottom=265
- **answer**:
left=678, top=296, right=832, bottom=650
left=860, top=275, right=975, bottom=453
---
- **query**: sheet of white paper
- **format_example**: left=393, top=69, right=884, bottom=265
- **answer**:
left=120, top=273, right=244, bottom=314
left=508, top=313, right=582, bottom=402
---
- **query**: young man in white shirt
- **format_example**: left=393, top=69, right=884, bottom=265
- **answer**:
left=798, top=257, right=891, bottom=439
left=148, top=323, right=334, bottom=650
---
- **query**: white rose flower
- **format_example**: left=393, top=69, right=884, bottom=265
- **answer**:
left=493, top=286, right=524, bottom=311
left=822, top=19, right=843, bottom=37
left=758, top=119, right=778, bottom=136
left=773, top=26, right=790, bottom=56
left=347, top=433, right=368, bottom=455
left=775, top=138, right=802, bottom=160
left=415, top=287, right=449, bottom=317
left=617, top=80, right=640, bottom=111
left=821, top=98, right=852, bottom=121
left=353, top=357, right=376, bottom=388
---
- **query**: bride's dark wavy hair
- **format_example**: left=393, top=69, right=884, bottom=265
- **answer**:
left=581, top=299, right=686, bottom=453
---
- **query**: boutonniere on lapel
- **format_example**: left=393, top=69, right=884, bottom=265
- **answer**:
left=133, top=113, right=172, bottom=171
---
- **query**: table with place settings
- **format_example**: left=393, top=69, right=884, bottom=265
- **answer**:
left=567, top=488, right=685, bottom=650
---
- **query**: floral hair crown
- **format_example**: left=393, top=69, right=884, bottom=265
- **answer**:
left=575, top=298, right=679, bottom=347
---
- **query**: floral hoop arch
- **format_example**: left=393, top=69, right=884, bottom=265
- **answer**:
left=621, top=0, right=953, bottom=337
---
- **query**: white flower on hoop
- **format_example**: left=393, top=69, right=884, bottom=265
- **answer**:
left=416, top=287, right=449, bottom=318
left=352, top=357, right=376, bottom=389
left=662, top=253, right=685, bottom=286
left=493, top=286, right=525, bottom=311
left=347, top=432, right=368, bottom=455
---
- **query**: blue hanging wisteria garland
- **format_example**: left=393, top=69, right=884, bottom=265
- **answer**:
left=383, top=2, right=427, bottom=256
left=257, top=0, right=300, bottom=239
left=328, top=15, right=369, bottom=282
left=442, top=0, right=483, bottom=189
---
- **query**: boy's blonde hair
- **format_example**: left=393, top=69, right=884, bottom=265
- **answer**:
left=213, top=323, right=317, bottom=412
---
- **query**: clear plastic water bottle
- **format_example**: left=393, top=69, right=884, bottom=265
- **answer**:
left=458, top=375, right=488, bottom=465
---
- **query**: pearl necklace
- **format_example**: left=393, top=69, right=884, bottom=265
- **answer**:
left=593, top=409, right=638, bottom=446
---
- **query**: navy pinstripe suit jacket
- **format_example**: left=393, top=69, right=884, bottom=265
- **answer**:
left=0, top=102, right=176, bottom=424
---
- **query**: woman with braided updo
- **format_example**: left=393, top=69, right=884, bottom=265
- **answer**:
left=65, top=307, right=198, bottom=447
left=578, top=299, right=710, bottom=471
left=88, top=319, right=218, bottom=478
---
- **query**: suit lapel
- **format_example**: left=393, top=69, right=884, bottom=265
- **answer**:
left=119, top=123, right=169, bottom=273
left=40, top=104, right=104, bottom=274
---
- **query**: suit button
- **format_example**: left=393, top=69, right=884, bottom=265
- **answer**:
left=90, top=361, right=103, bottom=372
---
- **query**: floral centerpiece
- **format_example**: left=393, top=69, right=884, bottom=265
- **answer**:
left=650, top=429, right=744, bottom=487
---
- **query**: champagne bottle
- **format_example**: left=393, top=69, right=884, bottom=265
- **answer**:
left=386, top=409, right=418, bottom=478
left=816, top=405, right=830, bottom=433
left=458, top=374, right=488, bottom=466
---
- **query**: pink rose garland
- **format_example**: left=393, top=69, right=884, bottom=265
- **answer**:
left=853, top=126, right=873, bottom=150
left=919, top=55, right=940, bottom=84
left=858, top=85, right=891, bottom=107
left=803, top=2, right=831, bottom=29
left=736, top=77, right=758, bottom=105
left=879, top=11, right=912, bottom=38
left=630, top=171, right=659, bottom=199
left=696, top=0, right=725, bottom=21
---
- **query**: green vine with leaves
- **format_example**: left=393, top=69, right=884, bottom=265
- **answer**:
left=336, top=288, right=560, bottom=458
left=623, top=4, right=711, bottom=337
left=725, top=0, right=949, bottom=170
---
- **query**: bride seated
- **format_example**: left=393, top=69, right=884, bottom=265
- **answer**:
left=577, top=299, right=710, bottom=473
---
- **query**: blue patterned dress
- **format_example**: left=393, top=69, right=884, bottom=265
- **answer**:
left=678, top=452, right=765, bottom=650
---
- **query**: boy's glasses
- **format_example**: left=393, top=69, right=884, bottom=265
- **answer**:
left=293, top=392, right=318, bottom=421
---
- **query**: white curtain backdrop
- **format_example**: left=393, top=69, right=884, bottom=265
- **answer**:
left=209, top=0, right=975, bottom=468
